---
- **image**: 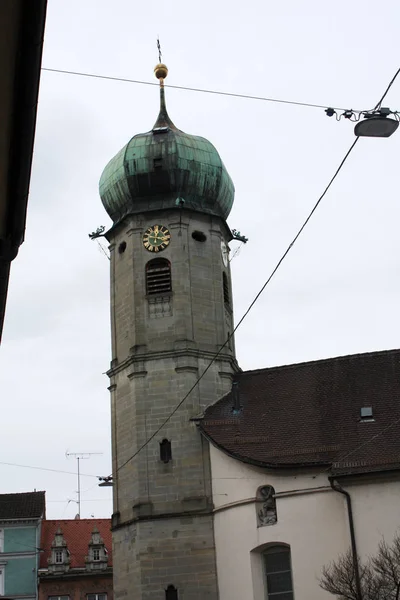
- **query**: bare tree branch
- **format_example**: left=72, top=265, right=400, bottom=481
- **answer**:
left=319, top=533, right=400, bottom=600
left=320, top=550, right=362, bottom=600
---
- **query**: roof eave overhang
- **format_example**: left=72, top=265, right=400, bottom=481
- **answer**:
left=199, top=425, right=332, bottom=471
left=330, top=467, right=400, bottom=482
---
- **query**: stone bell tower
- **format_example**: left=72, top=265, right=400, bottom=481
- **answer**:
left=99, top=63, right=239, bottom=599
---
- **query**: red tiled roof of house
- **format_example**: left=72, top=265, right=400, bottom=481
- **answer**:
left=40, top=519, right=112, bottom=569
left=0, top=491, right=46, bottom=520
left=200, top=348, right=400, bottom=475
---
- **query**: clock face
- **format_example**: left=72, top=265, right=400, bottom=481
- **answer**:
left=143, top=225, right=171, bottom=252
left=221, top=240, right=229, bottom=267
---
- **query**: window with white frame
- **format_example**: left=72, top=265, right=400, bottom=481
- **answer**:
left=264, top=545, right=294, bottom=600
left=93, top=548, right=100, bottom=561
left=0, top=567, right=4, bottom=596
left=48, top=596, right=70, bottom=600
left=87, top=594, right=107, bottom=600
left=55, top=549, right=63, bottom=564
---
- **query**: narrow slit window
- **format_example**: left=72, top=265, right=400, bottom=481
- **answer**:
left=160, top=439, right=172, bottom=463
left=146, top=259, right=172, bottom=296
left=223, top=272, right=230, bottom=305
left=165, top=585, right=178, bottom=600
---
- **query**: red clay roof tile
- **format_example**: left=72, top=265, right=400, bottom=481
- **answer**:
left=40, top=519, right=112, bottom=569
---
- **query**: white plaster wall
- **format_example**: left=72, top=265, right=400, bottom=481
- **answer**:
left=351, top=476, right=400, bottom=557
left=210, top=445, right=400, bottom=600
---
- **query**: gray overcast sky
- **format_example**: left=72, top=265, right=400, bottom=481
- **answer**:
left=1, top=0, right=399, bottom=519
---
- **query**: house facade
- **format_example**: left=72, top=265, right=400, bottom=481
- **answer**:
left=38, top=519, right=113, bottom=600
left=0, top=490, right=45, bottom=599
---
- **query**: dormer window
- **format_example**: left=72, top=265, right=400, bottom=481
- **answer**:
left=48, top=527, right=70, bottom=574
left=86, top=527, right=108, bottom=572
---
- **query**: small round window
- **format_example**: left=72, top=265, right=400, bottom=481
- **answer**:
left=192, top=231, right=207, bottom=242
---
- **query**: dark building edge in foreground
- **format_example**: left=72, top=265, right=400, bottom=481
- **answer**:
left=0, top=0, right=48, bottom=342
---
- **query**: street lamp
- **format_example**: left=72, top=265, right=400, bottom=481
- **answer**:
left=354, top=108, right=399, bottom=138
left=98, top=476, right=113, bottom=487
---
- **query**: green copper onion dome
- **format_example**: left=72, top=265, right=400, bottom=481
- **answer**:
left=99, top=64, right=235, bottom=224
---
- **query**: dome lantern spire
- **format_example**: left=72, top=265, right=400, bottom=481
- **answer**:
left=153, top=63, right=176, bottom=130
left=99, top=61, right=235, bottom=225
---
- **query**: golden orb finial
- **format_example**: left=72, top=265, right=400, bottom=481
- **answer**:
left=154, top=63, right=168, bottom=81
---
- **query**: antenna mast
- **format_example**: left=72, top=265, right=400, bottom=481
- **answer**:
left=65, top=452, right=102, bottom=517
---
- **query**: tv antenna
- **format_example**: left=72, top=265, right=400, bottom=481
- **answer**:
left=65, top=451, right=103, bottom=517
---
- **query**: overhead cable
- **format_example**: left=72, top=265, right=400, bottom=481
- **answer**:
left=42, top=66, right=365, bottom=114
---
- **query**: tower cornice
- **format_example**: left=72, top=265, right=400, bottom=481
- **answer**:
left=107, top=347, right=240, bottom=379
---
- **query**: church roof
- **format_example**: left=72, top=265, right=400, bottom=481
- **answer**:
left=200, top=348, right=400, bottom=475
left=40, top=519, right=112, bottom=569
left=0, top=491, right=46, bottom=520
left=99, top=65, right=234, bottom=225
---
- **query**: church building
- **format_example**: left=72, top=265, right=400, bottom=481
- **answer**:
left=98, top=63, right=400, bottom=600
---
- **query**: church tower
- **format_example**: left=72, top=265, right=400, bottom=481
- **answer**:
left=99, top=64, right=239, bottom=599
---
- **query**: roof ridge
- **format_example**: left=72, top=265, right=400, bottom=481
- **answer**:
left=0, top=490, right=45, bottom=496
left=43, top=518, right=111, bottom=523
left=238, top=347, right=400, bottom=377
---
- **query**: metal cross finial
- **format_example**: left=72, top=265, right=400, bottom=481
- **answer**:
left=157, top=37, right=162, bottom=63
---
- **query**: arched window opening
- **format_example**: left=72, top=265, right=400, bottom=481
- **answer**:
left=223, top=272, right=230, bottom=305
left=264, top=545, right=293, bottom=600
left=257, top=485, right=277, bottom=526
left=165, top=584, right=178, bottom=600
left=160, top=439, right=172, bottom=464
left=146, top=258, right=171, bottom=296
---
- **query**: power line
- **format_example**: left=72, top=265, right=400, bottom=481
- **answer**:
left=324, top=414, right=400, bottom=475
left=374, top=67, right=400, bottom=110
left=41, top=67, right=364, bottom=114
left=47, top=498, right=109, bottom=503
left=110, top=65, right=400, bottom=476
left=0, top=460, right=98, bottom=479
left=114, top=136, right=359, bottom=476
left=303, top=66, right=400, bottom=479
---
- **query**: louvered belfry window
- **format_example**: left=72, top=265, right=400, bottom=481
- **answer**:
left=146, top=258, right=172, bottom=295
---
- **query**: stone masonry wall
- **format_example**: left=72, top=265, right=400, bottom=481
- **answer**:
left=107, top=209, right=239, bottom=599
